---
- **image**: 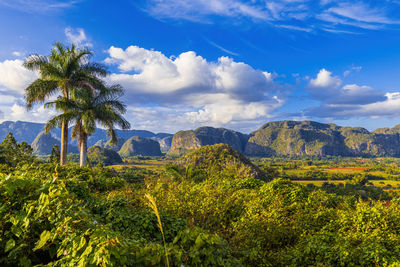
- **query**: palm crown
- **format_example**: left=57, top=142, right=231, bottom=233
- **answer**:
left=24, top=42, right=109, bottom=165
left=45, top=84, right=130, bottom=166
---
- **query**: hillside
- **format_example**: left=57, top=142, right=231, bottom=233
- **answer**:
left=31, top=132, right=79, bottom=155
left=168, top=121, right=400, bottom=157
left=119, top=136, right=163, bottom=157
left=87, top=146, right=123, bottom=166
left=31, top=132, right=59, bottom=155
left=245, top=121, right=400, bottom=157
left=175, top=144, right=265, bottom=180
left=6, top=120, right=400, bottom=157
left=168, top=126, right=249, bottom=156
left=93, top=138, right=125, bottom=151
left=0, top=120, right=171, bottom=153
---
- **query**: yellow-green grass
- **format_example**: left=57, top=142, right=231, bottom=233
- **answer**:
left=109, top=159, right=170, bottom=172
left=293, top=180, right=346, bottom=186
left=293, top=179, right=400, bottom=190
left=370, top=180, right=400, bottom=188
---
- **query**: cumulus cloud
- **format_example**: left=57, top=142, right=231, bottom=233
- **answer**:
left=105, top=45, right=283, bottom=131
left=304, top=92, right=400, bottom=118
left=305, top=68, right=396, bottom=118
left=0, top=59, right=38, bottom=95
left=309, top=68, right=342, bottom=89
left=307, top=68, right=386, bottom=105
left=1, top=103, right=56, bottom=123
left=65, top=27, right=92, bottom=48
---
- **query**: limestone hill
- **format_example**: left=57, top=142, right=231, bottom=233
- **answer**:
left=88, top=146, right=123, bottom=166
left=168, top=127, right=248, bottom=156
left=119, top=136, right=163, bottom=157
left=31, top=132, right=59, bottom=155
left=175, top=144, right=265, bottom=180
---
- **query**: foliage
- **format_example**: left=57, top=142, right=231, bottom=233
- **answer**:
left=0, top=132, right=34, bottom=166
left=175, top=144, right=267, bottom=181
left=1, top=141, right=400, bottom=266
left=88, top=146, right=123, bottom=166
left=49, top=144, right=60, bottom=163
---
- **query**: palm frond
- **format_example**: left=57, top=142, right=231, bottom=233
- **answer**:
left=25, top=79, right=58, bottom=110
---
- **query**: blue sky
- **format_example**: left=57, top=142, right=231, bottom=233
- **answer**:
left=1, top=0, right=400, bottom=133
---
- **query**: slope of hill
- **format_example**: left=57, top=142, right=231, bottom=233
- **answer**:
left=168, top=126, right=249, bottom=156
left=175, top=144, right=265, bottom=180
left=119, top=136, right=163, bottom=157
left=31, top=132, right=59, bottom=155
left=31, top=132, right=79, bottom=155
left=245, top=121, right=400, bottom=157
left=0, top=121, right=172, bottom=153
left=87, top=146, right=123, bottom=166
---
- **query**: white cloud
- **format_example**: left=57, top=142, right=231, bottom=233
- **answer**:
left=65, top=27, right=92, bottom=48
left=12, top=51, right=22, bottom=57
left=0, top=59, right=38, bottom=95
left=143, top=0, right=269, bottom=22
left=328, top=2, right=399, bottom=24
left=0, top=0, right=78, bottom=13
left=141, top=0, right=400, bottom=33
left=307, top=68, right=386, bottom=106
left=344, top=65, right=362, bottom=77
left=4, top=103, right=56, bottom=122
left=105, top=45, right=283, bottom=131
left=309, top=68, right=342, bottom=89
left=304, top=92, right=400, bottom=118
left=305, top=68, right=396, bottom=118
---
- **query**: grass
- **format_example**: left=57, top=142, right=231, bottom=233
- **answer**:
left=293, top=179, right=400, bottom=191
left=145, top=193, right=169, bottom=267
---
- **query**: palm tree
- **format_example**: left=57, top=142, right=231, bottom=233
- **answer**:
left=45, top=85, right=130, bottom=167
left=23, top=42, right=107, bottom=165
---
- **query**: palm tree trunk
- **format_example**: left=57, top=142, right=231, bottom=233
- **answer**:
left=80, top=134, right=87, bottom=167
left=60, top=120, right=68, bottom=165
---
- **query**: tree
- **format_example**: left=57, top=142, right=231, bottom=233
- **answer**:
left=0, top=132, right=34, bottom=166
left=24, top=42, right=107, bottom=165
left=49, top=144, right=60, bottom=163
left=45, top=85, right=130, bottom=167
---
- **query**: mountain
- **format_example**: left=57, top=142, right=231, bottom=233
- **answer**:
left=167, top=121, right=400, bottom=157
left=0, top=121, right=46, bottom=144
left=175, top=144, right=266, bottom=181
left=0, top=121, right=172, bottom=153
left=6, top=120, right=400, bottom=157
left=157, top=136, right=173, bottom=153
left=118, top=136, right=163, bottom=157
left=31, top=132, right=79, bottom=155
left=88, top=146, right=123, bottom=166
left=31, top=132, right=59, bottom=155
left=168, top=127, right=249, bottom=156
left=93, top=138, right=125, bottom=151
left=245, top=121, right=400, bottom=157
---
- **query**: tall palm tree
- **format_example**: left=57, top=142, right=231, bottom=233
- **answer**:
left=23, top=42, right=107, bottom=165
left=45, top=85, right=130, bottom=167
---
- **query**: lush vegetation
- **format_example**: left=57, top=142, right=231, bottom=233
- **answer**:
left=1, top=138, right=400, bottom=266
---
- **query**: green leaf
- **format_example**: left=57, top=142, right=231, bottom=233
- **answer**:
left=5, top=238, right=15, bottom=252
left=195, top=235, right=205, bottom=249
left=77, top=236, right=86, bottom=251
left=34, top=230, right=51, bottom=250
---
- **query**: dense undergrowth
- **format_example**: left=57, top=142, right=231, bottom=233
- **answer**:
left=1, top=139, right=400, bottom=266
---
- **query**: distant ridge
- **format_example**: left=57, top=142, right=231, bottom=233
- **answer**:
left=4, top=120, right=400, bottom=157
left=0, top=121, right=173, bottom=155
left=169, top=120, right=400, bottom=157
